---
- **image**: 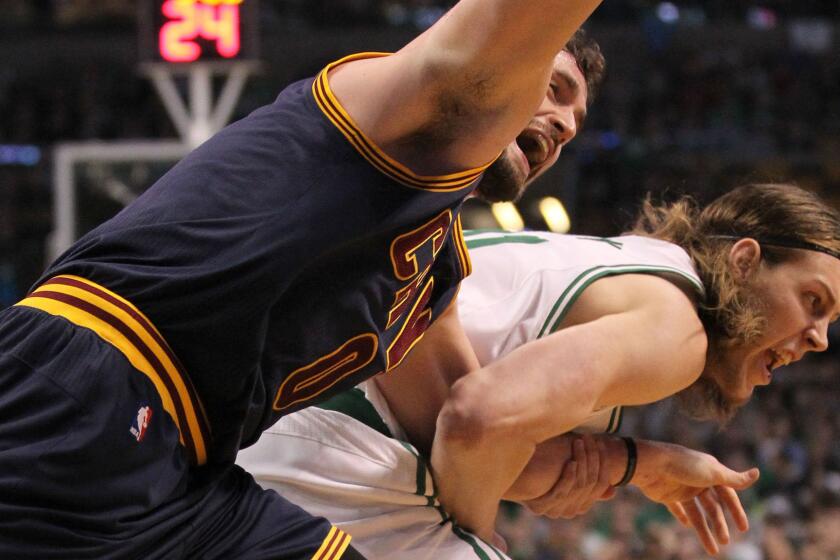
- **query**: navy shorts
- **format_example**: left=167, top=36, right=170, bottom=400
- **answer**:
left=0, top=280, right=356, bottom=559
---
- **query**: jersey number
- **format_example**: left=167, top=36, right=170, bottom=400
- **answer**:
left=272, top=333, right=378, bottom=413
left=272, top=210, right=452, bottom=412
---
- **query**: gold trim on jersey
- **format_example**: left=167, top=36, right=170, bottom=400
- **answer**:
left=15, top=275, right=210, bottom=466
left=389, top=208, right=451, bottom=281
left=273, top=332, right=379, bottom=413
left=385, top=277, right=435, bottom=371
left=452, top=214, right=472, bottom=278
left=312, top=52, right=491, bottom=192
left=311, top=526, right=352, bottom=560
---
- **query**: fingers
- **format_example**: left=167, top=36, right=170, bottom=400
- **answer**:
left=595, top=438, right=616, bottom=502
left=718, top=466, right=760, bottom=490
left=526, top=435, right=613, bottom=519
left=681, top=498, right=719, bottom=557
left=595, top=438, right=611, bottom=485
left=716, top=485, right=750, bottom=532
left=667, top=502, right=690, bottom=527
left=561, top=460, right=579, bottom=497
left=698, top=488, right=729, bottom=546
left=527, top=459, right=577, bottom=516
left=583, top=435, right=600, bottom=489
left=535, top=462, right=578, bottom=519
left=573, top=437, right=589, bottom=489
left=676, top=485, right=752, bottom=557
left=599, top=486, right=617, bottom=501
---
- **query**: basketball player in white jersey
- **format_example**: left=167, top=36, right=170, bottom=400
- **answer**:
left=238, top=230, right=747, bottom=560
left=240, top=183, right=840, bottom=558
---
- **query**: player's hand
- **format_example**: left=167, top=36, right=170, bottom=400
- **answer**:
left=632, top=440, right=758, bottom=556
left=666, top=485, right=751, bottom=557
left=522, top=434, right=615, bottom=519
left=632, top=440, right=759, bottom=504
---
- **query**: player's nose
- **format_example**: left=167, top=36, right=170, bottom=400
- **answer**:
left=549, top=106, right=577, bottom=147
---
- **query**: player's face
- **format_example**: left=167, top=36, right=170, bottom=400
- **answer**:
left=475, top=50, right=588, bottom=203
left=708, top=249, right=840, bottom=409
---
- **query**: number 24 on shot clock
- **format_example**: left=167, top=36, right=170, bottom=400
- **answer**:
left=140, top=0, right=259, bottom=64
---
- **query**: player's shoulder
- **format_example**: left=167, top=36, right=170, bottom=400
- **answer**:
left=562, top=268, right=702, bottom=335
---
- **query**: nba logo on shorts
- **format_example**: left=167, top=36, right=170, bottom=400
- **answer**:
left=130, top=405, right=153, bottom=442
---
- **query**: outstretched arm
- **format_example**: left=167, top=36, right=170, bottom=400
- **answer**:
left=506, top=434, right=759, bottom=556
left=328, top=0, right=604, bottom=175
left=632, top=440, right=759, bottom=556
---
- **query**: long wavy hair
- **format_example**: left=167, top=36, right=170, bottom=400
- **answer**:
left=630, top=183, right=840, bottom=421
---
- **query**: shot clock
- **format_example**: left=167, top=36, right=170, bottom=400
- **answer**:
left=139, top=0, right=259, bottom=64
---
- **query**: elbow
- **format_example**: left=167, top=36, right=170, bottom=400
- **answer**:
left=436, top=375, right=502, bottom=447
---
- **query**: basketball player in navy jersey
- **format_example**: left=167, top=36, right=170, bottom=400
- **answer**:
left=0, top=1, right=608, bottom=558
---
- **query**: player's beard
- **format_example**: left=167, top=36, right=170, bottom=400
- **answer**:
left=474, top=152, right=527, bottom=203
left=676, top=284, right=768, bottom=426
left=675, top=361, right=745, bottom=426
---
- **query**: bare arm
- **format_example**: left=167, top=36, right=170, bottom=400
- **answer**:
left=430, top=275, right=708, bottom=538
left=506, top=434, right=624, bottom=502
left=506, top=434, right=760, bottom=556
left=375, top=302, right=480, bottom=454
left=328, top=0, right=603, bottom=174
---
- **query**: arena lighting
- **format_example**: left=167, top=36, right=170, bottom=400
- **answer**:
left=656, top=2, right=680, bottom=24
left=0, top=145, right=41, bottom=166
left=538, top=197, right=571, bottom=233
left=491, top=202, right=525, bottom=232
left=746, top=7, right=778, bottom=30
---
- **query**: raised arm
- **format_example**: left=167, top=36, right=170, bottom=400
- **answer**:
left=430, top=274, right=709, bottom=538
left=328, top=0, right=604, bottom=174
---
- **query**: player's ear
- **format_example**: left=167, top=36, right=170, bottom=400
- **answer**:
left=728, top=238, right=761, bottom=281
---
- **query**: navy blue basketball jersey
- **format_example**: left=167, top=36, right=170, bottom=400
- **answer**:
left=42, top=53, right=487, bottom=464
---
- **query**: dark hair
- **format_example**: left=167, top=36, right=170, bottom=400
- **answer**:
left=565, top=29, right=606, bottom=106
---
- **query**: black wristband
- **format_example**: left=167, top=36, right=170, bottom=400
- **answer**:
left=615, top=437, right=637, bottom=487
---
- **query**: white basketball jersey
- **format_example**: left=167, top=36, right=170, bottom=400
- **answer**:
left=237, top=231, right=705, bottom=560
left=459, top=231, right=704, bottom=432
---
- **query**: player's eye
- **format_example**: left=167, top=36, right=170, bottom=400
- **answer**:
left=806, top=292, right=822, bottom=314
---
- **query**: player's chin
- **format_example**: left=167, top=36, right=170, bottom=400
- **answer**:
left=474, top=170, right=526, bottom=202
left=475, top=185, right=523, bottom=203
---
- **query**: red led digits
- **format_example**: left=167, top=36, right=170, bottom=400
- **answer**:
left=159, top=0, right=243, bottom=63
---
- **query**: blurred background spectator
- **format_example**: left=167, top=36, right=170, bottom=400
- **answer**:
left=1, top=2, right=839, bottom=558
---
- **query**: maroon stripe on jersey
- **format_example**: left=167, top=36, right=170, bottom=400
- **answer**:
left=41, top=277, right=212, bottom=445
left=325, top=532, right=352, bottom=560
left=313, top=72, right=483, bottom=191
left=28, top=290, right=201, bottom=466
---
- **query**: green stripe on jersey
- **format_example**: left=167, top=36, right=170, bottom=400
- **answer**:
left=575, top=235, right=624, bottom=250
left=606, top=406, right=623, bottom=434
left=537, top=264, right=705, bottom=338
left=463, top=228, right=506, bottom=237
left=400, top=441, right=445, bottom=516
left=316, top=388, right=393, bottom=438
left=466, top=234, right=548, bottom=250
left=400, top=441, right=431, bottom=501
left=451, top=526, right=507, bottom=560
